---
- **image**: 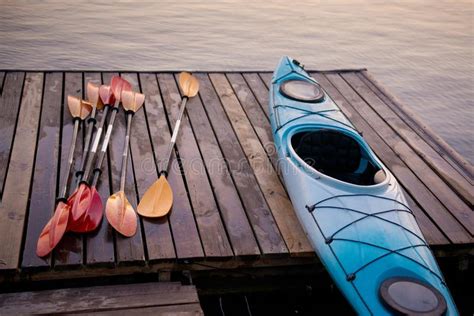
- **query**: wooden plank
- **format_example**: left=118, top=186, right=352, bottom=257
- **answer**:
left=0, top=72, right=43, bottom=270
left=143, top=74, right=202, bottom=261
left=401, top=188, right=449, bottom=245
left=319, top=73, right=471, bottom=243
left=197, top=73, right=287, bottom=255
left=314, top=73, right=449, bottom=245
left=158, top=73, right=232, bottom=258
left=171, top=72, right=235, bottom=258
left=361, top=70, right=474, bottom=181
left=242, top=73, right=271, bottom=119
left=356, top=72, right=474, bottom=205
left=84, top=72, right=115, bottom=266
left=86, top=303, right=204, bottom=315
left=227, top=73, right=278, bottom=170
left=258, top=72, right=272, bottom=89
left=136, top=73, right=176, bottom=261
left=340, top=73, right=474, bottom=235
left=104, top=72, right=145, bottom=264
left=209, top=73, right=312, bottom=255
left=21, top=72, right=63, bottom=269
left=0, top=72, right=25, bottom=197
left=54, top=72, right=84, bottom=268
left=0, top=71, right=5, bottom=92
left=185, top=74, right=260, bottom=257
left=0, top=282, right=200, bottom=314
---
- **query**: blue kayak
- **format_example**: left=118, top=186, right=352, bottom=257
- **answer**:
left=270, top=56, right=458, bottom=315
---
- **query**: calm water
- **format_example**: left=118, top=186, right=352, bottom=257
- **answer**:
left=0, top=0, right=472, bottom=163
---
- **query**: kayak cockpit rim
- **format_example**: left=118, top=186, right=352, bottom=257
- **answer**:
left=284, top=124, right=390, bottom=189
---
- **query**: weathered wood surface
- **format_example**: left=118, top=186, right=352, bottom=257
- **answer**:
left=360, top=71, right=474, bottom=186
left=0, top=72, right=5, bottom=92
left=197, top=74, right=288, bottom=255
left=0, top=282, right=202, bottom=315
left=109, top=73, right=146, bottom=265
left=163, top=73, right=233, bottom=258
left=210, top=73, right=312, bottom=255
left=22, top=72, right=62, bottom=270
left=185, top=74, right=260, bottom=257
left=0, top=73, right=43, bottom=270
left=0, top=70, right=470, bottom=277
left=137, top=73, right=176, bottom=261
left=0, top=72, right=25, bottom=197
left=340, top=72, right=473, bottom=234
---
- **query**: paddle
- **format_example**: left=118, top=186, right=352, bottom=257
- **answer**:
left=137, top=72, right=199, bottom=218
left=74, top=83, right=104, bottom=182
left=68, top=76, right=132, bottom=233
left=36, top=96, right=92, bottom=257
left=105, top=90, right=145, bottom=237
left=67, top=84, right=114, bottom=223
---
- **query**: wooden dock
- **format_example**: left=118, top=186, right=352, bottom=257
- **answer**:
left=0, top=282, right=203, bottom=315
left=0, top=70, right=472, bottom=281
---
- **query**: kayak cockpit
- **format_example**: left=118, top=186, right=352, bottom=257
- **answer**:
left=291, top=129, right=385, bottom=185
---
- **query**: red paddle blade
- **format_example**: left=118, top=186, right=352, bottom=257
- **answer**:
left=68, top=187, right=103, bottom=233
left=69, top=183, right=92, bottom=222
left=99, top=85, right=116, bottom=105
left=110, top=76, right=131, bottom=103
left=36, top=201, right=70, bottom=257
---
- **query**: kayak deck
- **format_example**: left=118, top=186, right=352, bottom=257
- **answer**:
left=0, top=69, right=471, bottom=281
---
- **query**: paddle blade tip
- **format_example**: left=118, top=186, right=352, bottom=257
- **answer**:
left=179, top=72, right=199, bottom=98
left=99, top=85, right=116, bottom=105
left=111, top=76, right=132, bottom=102
left=36, top=201, right=70, bottom=257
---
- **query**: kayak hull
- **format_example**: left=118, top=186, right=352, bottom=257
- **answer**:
left=270, top=56, right=458, bottom=315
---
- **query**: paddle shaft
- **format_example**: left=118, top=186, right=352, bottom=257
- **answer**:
left=76, top=105, right=98, bottom=179
left=120, top=113, right=133, bottom=192
left=91, top=106, right=119, bottom=187
left=161, top=96, right=188, bottom=175
left=58, top=118, right=80, bottom=199
left=82, top=102, right=114, bottom=183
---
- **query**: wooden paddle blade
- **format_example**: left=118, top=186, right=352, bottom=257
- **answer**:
left=67, top=95, right=92, bottom=120
left=110, top=76, right=132, bottom=103
left=36, top=201, right=70, bottom=257
left=68, top=187, right=103, bottom=233
left=121, top=90, right=145, bottom=113
left=99, top=85, right=116, bottom=105
left=68, top=183, right=91, bottom=222
left=179, top=72, right=200, bottom=97
left=137, top=175, right=173, bottom=218
left=87, top=82, right=104, bottom=110
left=106, top=191, right=137, bottom=237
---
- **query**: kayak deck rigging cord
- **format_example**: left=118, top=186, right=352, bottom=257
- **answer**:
left=273, top=103, right=360, bottom=134
left=305, top=193, right=445, bottom=315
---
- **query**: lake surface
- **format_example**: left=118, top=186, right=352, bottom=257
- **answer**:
left=0, top=0, right=472, bottom=163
